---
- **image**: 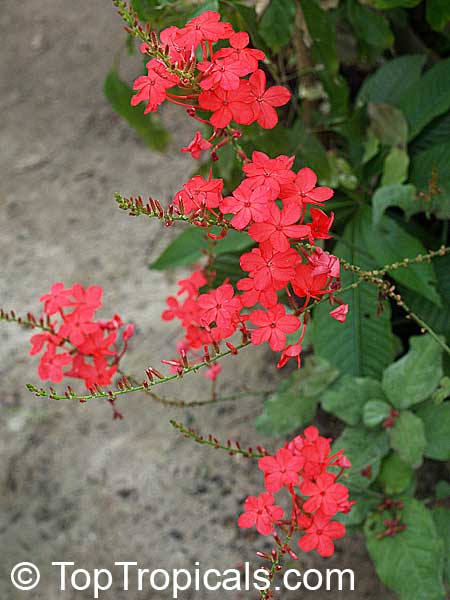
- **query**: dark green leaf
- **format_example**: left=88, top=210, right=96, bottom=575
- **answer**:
left=378, top=453, right=414, bottom=494
left=336, top=494, right=379, bottom=527
left=368, top=103, right=408, bottom=147
left=432, top=504, right=450, bottom=583
left=416, top=401, right=450, bottom=460
left=388, top=411, right=426, bottom=468
left=150, top=227, right=253, bottom=270
left=382, top=334, right=444, bottom=409
left=367, top=0, right=420, bottom=6
left=322, top=375, right=385, bottom=425
left=409, top=141, right=450, bottom=220
left=313, top=209, right=396, bottom=378
left=288, top=120, right=333, bottom=182
left=365, top=214, right=441, bottom=305
left=104, top=70, right=170, bottom=151
left=258, top=0, right=296, bottom=52
left=410, top=111, right=450, bottom=155
left=426, top=0, right=450, bottom=31
left=346, top=0, right=394, bottom=51
left=399, top=58, right=450, bottom=140
left=256, top=357, right=339, bottom=437
left=372, top=184, right=420, bottom=226
left=363, top=399, right=391, bottom=427
left=333, top=427, right=390, bottom=488
left=357, top=55, right=425, bottom=106
left=365, top=498, right=445, bottom=600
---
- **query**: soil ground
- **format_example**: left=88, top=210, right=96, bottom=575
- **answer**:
left=0, top=1, right=394, bottom=598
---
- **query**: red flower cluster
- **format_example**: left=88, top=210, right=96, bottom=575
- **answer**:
left=30, top=283, right=134, bottom=389
left=238, top=426, right=353, bottom=558
left=162, top=151, right=347, bottom=376
left=132, top=10, right=291, bottom=153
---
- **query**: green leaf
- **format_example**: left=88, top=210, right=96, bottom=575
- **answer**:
left=410, top=110, right=450, bottom=156
left=409, top=141, right=450, bottom=220
left=333, top=427, right=390, bottom=488
left=388, top=411, right=426, bottom=468
left=382, top=334, right=444, bottom=409
left=368, top=0, right=420, bottom=6
left=381, top=147, right=410, bottom=185
left=365, top=498, right=445, bottom=600
left=378, top=453, right=414, bottom=494
left=209, top=251, right=245, bottom=286
left=256, top=357, right=339, bottom=437
left=313, top=209, right=395, bottom=378
left=336, top=494, right=379, bottom=528
left=322, top=375, right=385, bottom=425
left=432, top=503, right=450, bottom=583
left=357, top=55, right=425, bottom=107
left=432, top=377, right=450, bottom=403
left=368, top=103, right=408, bottom=147
left=258, top=0, right=296, bottom=52
left=363, top=399, right=391, bottom=427
left=301, top=0, right=349, bottom=117
left=365, top=214, right=441, bottom=305
left=346, top=0, right=394, bottom=51
left=426, top=0, right=450, bottom=31
left=399, top=58, right=450, bottom=140
left=400, top=288, right=450, bottom=340
left=416, top=401, right=450, bottom=460
left=150, top=227, right=253, bottom=270
left=104, top=70, right=170, bottom=151
left=288, top=120, right=333, bottom=182
left=372, top=184, right=420, bottom=226
left=189, top=0, right=219, bottom=18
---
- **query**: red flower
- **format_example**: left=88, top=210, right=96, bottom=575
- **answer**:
left=249, top=203, right=310, bottom=252
left=307, top=208, right=334, bottom=244
left=258, top=448, right=303, bottom=492
left=197, top=283, right=241, bottom=328
left=277, top=339, right=303, bottom=369
left=330, top=304, right=349, bottom=323
left=39, top=282, right=73, bottom=315
left=174, top=175, right=223, bottom=214
left=198, top=84, right=254, bottom=128
left=242, top=151, right=295, bottom=200
left=131, top=60, right=179, bottom=114
left=250, top=305, right=300, bottom=351
left=246, top=69, right=291, bottom=129
left=300, top=473, right=348, bottom=516
left=280, top=168, right=333, bottom=208
left=291, top=263, right=330, bottom=301
left=240, top=244, right=300, bottom=290
left=298, top=510, right=346, bottom=557
left=221, top=179, right=271, bottom=230
left=238, top=492, right=284, bottom=535
left=214, top=32, right=265, bottom=75
left=37, top=346, right=72, bottom=383
left=70, top=283, right=103, bottom=314
left=59, top=308, right=100, bottom=346
left=181, top=131, right=212, bottom=159
left=198, top=58, right=246, bottom=91
left=236, top=277, right=278, bottom=308
left=184, top=11, right=233, bottom=44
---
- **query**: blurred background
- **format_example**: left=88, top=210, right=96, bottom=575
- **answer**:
left=0, top=0, right=428, bottom=598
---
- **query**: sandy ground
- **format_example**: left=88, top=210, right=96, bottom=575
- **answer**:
left=0, top=1, right=394, bottom=598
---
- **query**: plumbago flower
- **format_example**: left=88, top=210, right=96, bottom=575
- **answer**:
left=0, top=6, right=354, bottom=581
left=239, top=427, right=353, bottom=558
left=29, top=283, right=134, bottom=395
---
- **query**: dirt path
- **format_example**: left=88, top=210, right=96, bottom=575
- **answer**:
left=0, top=1, right=392, bottom=598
